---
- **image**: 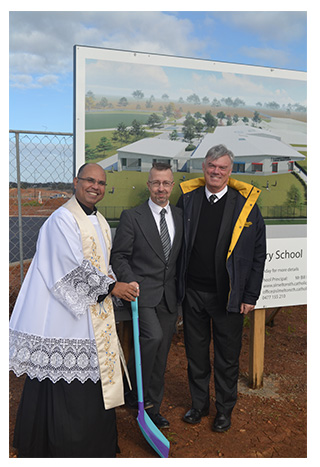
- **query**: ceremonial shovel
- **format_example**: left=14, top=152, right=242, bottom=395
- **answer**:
left=131, top=298, right=170, bottom=458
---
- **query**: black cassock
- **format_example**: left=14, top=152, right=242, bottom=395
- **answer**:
left=13, top=376, right=118, bottom=458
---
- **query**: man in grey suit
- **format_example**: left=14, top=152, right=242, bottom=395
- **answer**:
left=111, top=162, right=183, bottom=429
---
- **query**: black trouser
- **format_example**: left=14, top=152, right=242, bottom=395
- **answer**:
left=183, top=288, right=244, bottom=415
left=125, top=296, right=178, bottom=414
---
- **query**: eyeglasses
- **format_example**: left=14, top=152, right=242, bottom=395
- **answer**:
left=77, top=177, right=107, bottom=186
left=148, top=180, right=174, bottom=188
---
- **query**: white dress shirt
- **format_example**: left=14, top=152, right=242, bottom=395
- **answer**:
left=148, top=198, right=175, bottom=244
left=205, top=185, right=228, bottom=203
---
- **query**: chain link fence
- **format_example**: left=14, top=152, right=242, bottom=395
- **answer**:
left=9, top=130, right=73, bottom=313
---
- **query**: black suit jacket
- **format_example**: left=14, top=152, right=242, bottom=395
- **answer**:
left=111, top=201, right=183, bottom=313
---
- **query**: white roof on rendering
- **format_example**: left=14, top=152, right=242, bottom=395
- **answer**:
left=118, top=137, right=187, bottom=158
left=191, top=126, right=305, bottom=160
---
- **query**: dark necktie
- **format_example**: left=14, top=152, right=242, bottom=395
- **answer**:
left=209, top=194, right=218, bottom=205
left=160, top=208, right=171, bottom=261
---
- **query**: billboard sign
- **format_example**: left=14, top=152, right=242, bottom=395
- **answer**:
left=256, top=237, right=307, bottom=308
left=73, top=46, right=307, bottom=307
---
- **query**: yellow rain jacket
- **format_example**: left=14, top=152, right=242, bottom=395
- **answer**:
left=177, top=177, right=266, bottom=312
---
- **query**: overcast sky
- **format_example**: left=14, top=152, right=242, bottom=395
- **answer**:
left=9, top=9, right=308, bottom=132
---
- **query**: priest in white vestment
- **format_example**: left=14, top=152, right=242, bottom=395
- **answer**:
left=9, top=163, right=139, bottom=458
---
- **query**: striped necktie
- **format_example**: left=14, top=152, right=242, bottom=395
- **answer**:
left=209, top=194, right=218, bottom=205
left=160, top=208, right=171, bottom=261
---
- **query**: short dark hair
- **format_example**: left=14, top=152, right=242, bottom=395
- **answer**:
left=76, top=163, right=89, bottom=177
left=205, top=144, right=234, bottom=165
left=151, top=161, right=172, bottom=171
left=76, top=163, right=106, bottom=178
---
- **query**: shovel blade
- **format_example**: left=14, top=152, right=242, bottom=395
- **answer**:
left=137, top=408, right=170, bottom=458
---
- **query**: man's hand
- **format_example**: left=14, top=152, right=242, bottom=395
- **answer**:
left=111, top=281, right=140, bottom=302
left=240, top=303, right=255, bottom=315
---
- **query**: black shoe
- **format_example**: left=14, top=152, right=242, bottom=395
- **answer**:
left=148, top=413, right=170, bottom=429
left=183, top=407, right=209, bottom=424
left=125, top=391, right=153, bottom=410
left=212, top=413, right=231, bottom=432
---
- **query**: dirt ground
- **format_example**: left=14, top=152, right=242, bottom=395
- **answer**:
left=9, top=304, right=307, bottom=458
left=9, top=188, right=71, bottom=216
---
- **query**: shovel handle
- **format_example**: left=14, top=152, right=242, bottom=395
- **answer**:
left=131, top=298, right=144, bottom=404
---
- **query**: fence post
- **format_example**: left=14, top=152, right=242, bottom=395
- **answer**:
left=15, top=131, right=24, bottom=285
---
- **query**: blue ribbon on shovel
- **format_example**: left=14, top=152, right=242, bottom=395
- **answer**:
left=131, top=298, right=170, bottom=458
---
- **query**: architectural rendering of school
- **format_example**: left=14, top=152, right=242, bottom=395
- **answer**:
left=99, top=125, right=305, bottom=175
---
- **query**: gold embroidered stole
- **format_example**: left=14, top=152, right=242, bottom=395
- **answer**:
left=64, top=196, right=124, bottom=410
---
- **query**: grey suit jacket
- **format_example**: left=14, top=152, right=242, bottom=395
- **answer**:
left=111, top=201, right=183, bottom=313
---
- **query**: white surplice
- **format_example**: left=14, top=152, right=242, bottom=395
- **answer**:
left=9, top=202, right=117, bottom=386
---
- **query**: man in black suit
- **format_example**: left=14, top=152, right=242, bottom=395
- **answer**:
left=177, top=144, right=266, bottom=432
left=111, top=162, right=183, bottom=428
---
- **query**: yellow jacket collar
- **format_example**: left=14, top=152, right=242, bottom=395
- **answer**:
left=180, top=176, right=260, bottom=200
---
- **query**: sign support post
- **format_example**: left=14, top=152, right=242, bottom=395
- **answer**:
left=249, top=308, right=266, bottom=389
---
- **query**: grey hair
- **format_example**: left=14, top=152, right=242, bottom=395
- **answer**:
left=205, top=144, right=234, bottom=166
